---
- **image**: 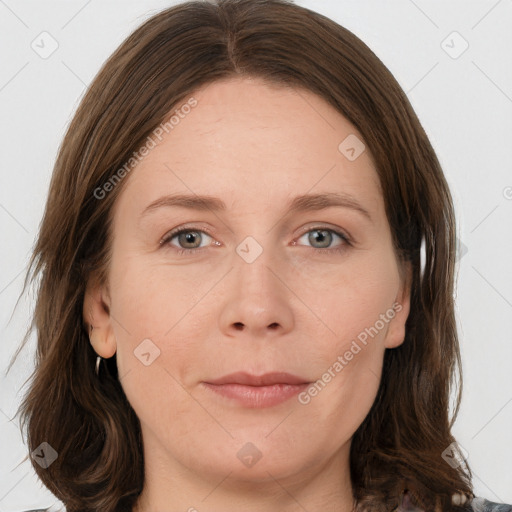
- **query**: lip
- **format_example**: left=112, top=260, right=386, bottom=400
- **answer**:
left=201, top=372, right=311, bottom=408
left=205, top=371, right=310, bottom=386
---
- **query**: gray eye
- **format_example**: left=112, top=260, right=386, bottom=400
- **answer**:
left=297, top=229, right=345, bottom=249
left=167, top=230, right=213, bottom=250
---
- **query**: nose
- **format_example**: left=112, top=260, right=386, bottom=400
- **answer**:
left=217, top=241, right=295, bottom=339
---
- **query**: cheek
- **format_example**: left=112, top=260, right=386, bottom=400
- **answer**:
left=109, top=249, right=212, bottom=332
left=290, top=249, right=399, bottom=347
left=109, top=260, right=207, bottom=434
left=296, top=308, right=389, bottom=444
left=107, top=251, right=216, bottom=392
left=288, top=251, right=398, bottom=413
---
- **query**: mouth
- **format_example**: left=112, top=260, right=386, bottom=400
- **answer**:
left=201, top=372, right=311, bottom=408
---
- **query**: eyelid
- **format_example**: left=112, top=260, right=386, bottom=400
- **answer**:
left=293, top=225, right=352, bottom=252
left=295, top=223, right=351, bottom=240
left=160, top=223, right=350, bottom=243
left=159, top=224, right=216, bottom=248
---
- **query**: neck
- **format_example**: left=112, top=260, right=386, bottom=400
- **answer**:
left=133, top=432, right=356, bottom=512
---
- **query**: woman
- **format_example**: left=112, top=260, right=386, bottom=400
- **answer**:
left=9, top=0, right=511, bottom=511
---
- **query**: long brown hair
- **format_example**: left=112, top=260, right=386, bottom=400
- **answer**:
left=9, top=0, right=474, bottom=510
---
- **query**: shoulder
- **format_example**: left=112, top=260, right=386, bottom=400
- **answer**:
left=468, top=497, right=512, bottom=512
left=23, top=497, right=512, bottom=512
left=21, top=509, right=64, bottom=512
left=21, top=510, right=65, bottom=512
left=21, top=506, right=66, bottom=512
left=398, top=493, right=512, bottom=511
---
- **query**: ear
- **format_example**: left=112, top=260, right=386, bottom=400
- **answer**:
left=83, top=276, right=117, bottom=359
left=384, top=260, right=412, bottom=349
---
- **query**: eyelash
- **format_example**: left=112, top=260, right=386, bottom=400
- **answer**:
left=160, top=225, right=351, bottom=256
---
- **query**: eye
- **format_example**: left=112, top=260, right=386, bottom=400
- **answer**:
left=160, top=227, right=215, bottom=254
left=295, top=227, right=351, bottom=254
left=160, top=225, right=351, bottom=256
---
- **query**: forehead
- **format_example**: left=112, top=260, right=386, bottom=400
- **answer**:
left=115, top=76, right=383, bottom=219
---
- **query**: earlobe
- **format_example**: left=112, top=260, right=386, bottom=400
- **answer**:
left=384, top=260, right=412, bottom=349
left=83, top=279, right=117, bottom=359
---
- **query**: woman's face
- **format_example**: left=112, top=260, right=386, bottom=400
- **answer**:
left=86, top=76, right=411, bottom=493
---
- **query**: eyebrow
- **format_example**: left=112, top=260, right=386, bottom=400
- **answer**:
left=140, top=192, right=373, bottom=222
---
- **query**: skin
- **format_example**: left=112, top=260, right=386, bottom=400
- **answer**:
left=84, top=76, right=412, bottom=512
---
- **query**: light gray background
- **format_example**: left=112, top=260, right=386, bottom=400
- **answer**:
left=1, top=1, right=511, bottom=510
